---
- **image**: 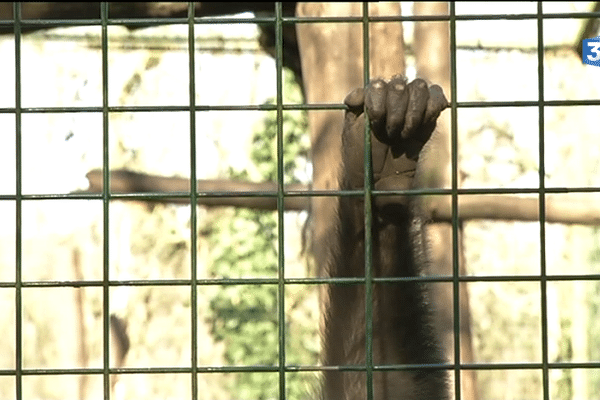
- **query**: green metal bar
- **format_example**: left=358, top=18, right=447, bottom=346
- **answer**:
left=7, top=10, right=600, bottom=30
left=0, top=103, right=343, bottom=113
left=3, top=96, right=600, bottom=115
left=2, top=357, right=599, bottom=376
left=361, top=3, right=374, bottom=399
left=4, top=271, right=600, bottom=291
left=289, top=11, right=600, bottom=23
left=187, top=2, right=199, bottom=399
left=4, top=185, right=600, bottom=206
left=449, top=3, right=461, bottom=399
left=2, top=184, right=599, bottom=204
left=13, top=2, right=23, bottom=400
left=99, top=3, right=111, bottom=399
left=274, top=3, right=286, bottom=399
left=536, top=3, right=550, bottom=400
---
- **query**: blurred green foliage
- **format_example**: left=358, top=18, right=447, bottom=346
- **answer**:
left=206, top=69, right=318, bottom=399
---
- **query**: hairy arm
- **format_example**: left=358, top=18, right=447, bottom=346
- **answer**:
left=322, top=76, right=450, bottom=400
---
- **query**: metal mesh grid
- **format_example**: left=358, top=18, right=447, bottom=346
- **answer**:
left=1, top=2, right=600, bottom=399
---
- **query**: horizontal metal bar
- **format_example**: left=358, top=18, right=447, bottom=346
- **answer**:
left=1, top=359, right=598, bottom=378
left=2, top=99, right=599, bottom=116
left=2, top=273, right=599, bottom=290
left=3, top=11, right=600, bottom=29
left=0, top=103, right=347, bottom=114
left=1, top=185, right=598, bottom=203
left=286, top=11, right=600, bottom=23
left=459, top=99, right=600, bottom=108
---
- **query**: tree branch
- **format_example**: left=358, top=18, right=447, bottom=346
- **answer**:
left=574, top=1, right=600, bottom=61
left=427, top=194, right=600, bottom=226
left=0, top=3, right=296, bottom=33
left=81, top=169, right=600, bottom=225
left=82, top=169, right=309, bottom=211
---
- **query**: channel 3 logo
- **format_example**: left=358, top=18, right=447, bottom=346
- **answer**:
left=583, top=35, right=600, bottom=67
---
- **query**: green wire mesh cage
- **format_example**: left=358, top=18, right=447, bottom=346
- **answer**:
left=1, top=2, right=600, bottom=400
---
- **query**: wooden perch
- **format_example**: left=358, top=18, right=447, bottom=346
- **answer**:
left=83, top=169, right=310, bottom=211
left=0, top=3, right=297, bottom=32
left=427, top=195, right=600, bottom=226
left=82, top=169, right=600, bottom=226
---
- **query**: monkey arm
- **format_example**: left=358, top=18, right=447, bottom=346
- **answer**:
left=322, top=76, right=450, bottom=400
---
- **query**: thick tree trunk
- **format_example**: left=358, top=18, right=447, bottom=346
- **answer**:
left=295, top=1, right=404, bottom=273
left=413, top=3, right=478, bottom=400
left=413, top=2, right=477, bottom=399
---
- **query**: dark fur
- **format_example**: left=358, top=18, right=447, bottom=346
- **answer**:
left=322, top=76, right=450, bottom=400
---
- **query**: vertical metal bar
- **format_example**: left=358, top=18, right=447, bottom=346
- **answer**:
left=274, top=3, right=286, bottom=398
left=361, top=3, right=374, bottom=399
left=13, top=3, right=23, bottom=400
left=536, top=3, right=549, bottom=400
left=99, top=3, right=111, bottom=399
left=448, top=3, right=462, bottom=399
left=187, top=2, right=199, bottom=399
